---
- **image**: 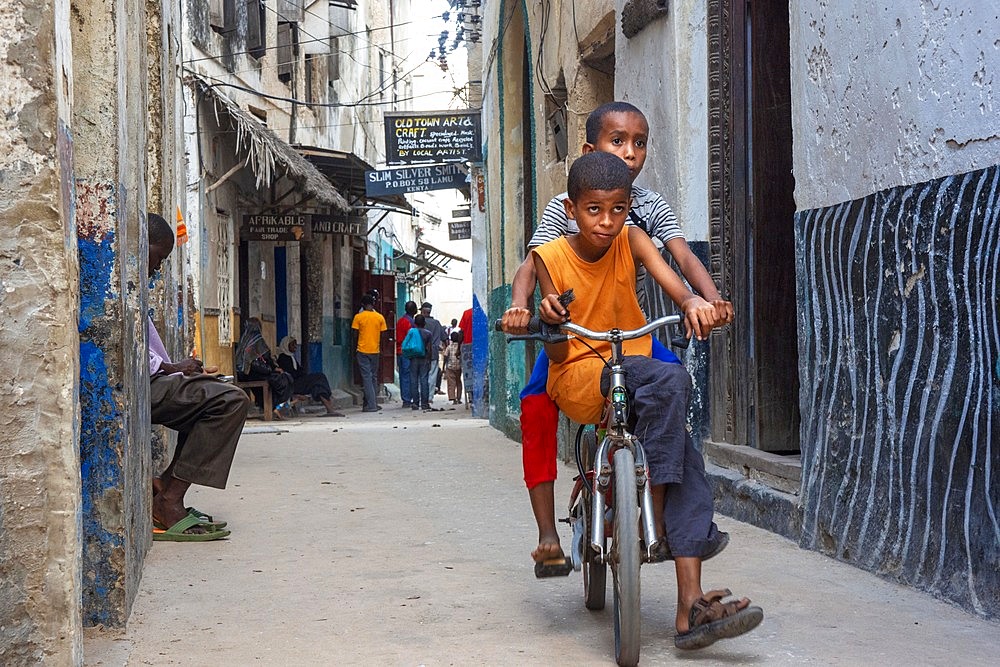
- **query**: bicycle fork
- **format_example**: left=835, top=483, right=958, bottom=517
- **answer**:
left=589, top=437, right=660, bottom=564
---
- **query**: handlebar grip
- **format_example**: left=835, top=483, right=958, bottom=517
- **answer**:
left=493, top=317, right=545, bottom=334
left=670, top=335, right=690, bottom=350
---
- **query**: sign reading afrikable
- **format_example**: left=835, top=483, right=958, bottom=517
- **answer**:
left=241, top=214, right=312, bottom=242
left=383, top=110, right=482, bottom=164
left=366, top=163, right=467, bottom=196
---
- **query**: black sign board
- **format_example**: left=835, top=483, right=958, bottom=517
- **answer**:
left=366, top=163, right=466, bottom=196
left=241, top=214, right=312, bottom=242
left=448, top=220, right=471, bottom=241
left=311, top=214, right=367, bottom=236
left=384, top=110, right=482, bottom=164
left=451, top=207, right=471, bottom=220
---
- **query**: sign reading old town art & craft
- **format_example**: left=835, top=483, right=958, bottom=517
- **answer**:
left=365, top=163, right=466, bottom=196
left=383, top=110, right=482, bottom=164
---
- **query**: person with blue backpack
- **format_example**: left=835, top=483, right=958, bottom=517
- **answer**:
left=401, top=314, right=433, bottom=411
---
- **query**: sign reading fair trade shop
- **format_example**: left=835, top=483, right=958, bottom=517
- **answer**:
left=383, top=110, right=482, bottom=165
left=241, top=214, right=312, bottom=242
left=365, top=163, right=466, bottom=196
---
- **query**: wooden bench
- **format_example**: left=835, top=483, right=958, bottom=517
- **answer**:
left=235, top=380, right=272, bottom=421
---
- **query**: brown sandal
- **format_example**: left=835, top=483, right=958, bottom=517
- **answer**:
left=674, top=588, right=763, bottom=650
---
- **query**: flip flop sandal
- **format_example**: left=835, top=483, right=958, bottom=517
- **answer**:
left=154, top=509, right=227, bottom=531
left=649, top=531, right=730, bottom=563
left=534, top=556, right=574, bottom=578
left=674, top=588, right=763, bottom=650
left=186, top=507, right=227, bottom=529
left=152, top=513, right=231, bottom=542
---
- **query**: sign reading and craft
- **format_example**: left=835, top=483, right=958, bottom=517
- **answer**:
left=366, top=163, right=467, bottom=196
left=241, top=213, right=366, bottom=240
left=383, top=110, right=482, bottom=165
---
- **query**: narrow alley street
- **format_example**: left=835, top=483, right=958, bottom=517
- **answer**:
left=84, top=409, right=999, bottom=666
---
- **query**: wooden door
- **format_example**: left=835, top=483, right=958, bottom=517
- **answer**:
left=352, top=269, right=397, bottom=384
left=707, top=0, right=800, bottom=452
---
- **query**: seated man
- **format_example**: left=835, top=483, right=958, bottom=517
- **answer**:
left=148, top=213, right=249, bottom=541
left=276, top=335, right=344, bottom=416
left=512, top=153, right=762, bottom=649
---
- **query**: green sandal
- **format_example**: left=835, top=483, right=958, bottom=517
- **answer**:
left=152, top=513, right=231, bottom=542
left=186, top=507, right=228, bottom=529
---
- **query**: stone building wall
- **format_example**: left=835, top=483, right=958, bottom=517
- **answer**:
left=0, top=0, right=82, bottom=662
left=790, top=1, right=1000, bottom=617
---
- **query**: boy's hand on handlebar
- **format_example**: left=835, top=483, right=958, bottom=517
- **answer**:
left=680, top=295, right=720, bottom=341
left=501, top=306, right=532, bottom=334
left=538, top=293, right=569, bottom=325
left=711, top=299, right=734, bottom=325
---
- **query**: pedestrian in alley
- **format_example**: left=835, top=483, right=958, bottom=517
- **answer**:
left=147, top=212, right=249, bottom=542
left=419, top=302, right=446, bottom=402
left=351, top=293, right=387, bottom=412
left=443, top=330, right=464, bottom=405
left=407, top=314, right=434, bottom=411
left=395, top=301, right=418, bottom=407
left=459, top=306, right=473, bottom=407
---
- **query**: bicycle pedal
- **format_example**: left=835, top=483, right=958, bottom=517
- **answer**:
left=558, top=517, right=572, bottom=524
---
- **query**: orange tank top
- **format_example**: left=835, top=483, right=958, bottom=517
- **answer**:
left=532, top=232, right=651, bottom=424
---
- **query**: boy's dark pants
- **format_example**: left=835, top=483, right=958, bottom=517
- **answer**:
left=150, top=374, right=249, bottom=489
left=601, top=356, right=721, bottom=558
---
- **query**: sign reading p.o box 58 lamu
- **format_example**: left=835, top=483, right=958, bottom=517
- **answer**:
left=384, top=110, right=482, bottom=165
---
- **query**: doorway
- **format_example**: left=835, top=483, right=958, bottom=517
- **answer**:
left=707, top=0, right=799, bottom=452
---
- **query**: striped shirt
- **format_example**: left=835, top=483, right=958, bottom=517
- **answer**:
left=528, top=186, right=684, bottom=249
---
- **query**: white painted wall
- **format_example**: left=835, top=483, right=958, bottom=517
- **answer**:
left=614, top=0, right=710, bottom=243
left=790, top=1, right=1000, bottom=210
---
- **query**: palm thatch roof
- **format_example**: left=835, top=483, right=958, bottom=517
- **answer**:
left=191, top=75, right=349, bottom=212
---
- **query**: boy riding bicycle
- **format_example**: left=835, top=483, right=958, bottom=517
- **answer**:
left=504, top=102, right=733, bottom=574
left=509, top=151, right=762, bottom=649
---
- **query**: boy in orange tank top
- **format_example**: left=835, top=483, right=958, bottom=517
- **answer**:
left=525, top=152, right=762, bottom=649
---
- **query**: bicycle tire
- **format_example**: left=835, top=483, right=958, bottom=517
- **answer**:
left=581, top=431, right=606, bottom=611
left=612, top=447, right=641, bottom=667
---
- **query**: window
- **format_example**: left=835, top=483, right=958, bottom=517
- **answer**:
left=208, top=0, right=236, bottom=33
left=276, top=0, right=304, bottom=22
left=277, top=22, right=295, bottom=83
left=246, top=0, right=266, bottom=60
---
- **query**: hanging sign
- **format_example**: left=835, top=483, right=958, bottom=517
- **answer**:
left=384, top=110, right=482, bottom=164
left=366, top=163, right=466, bottom=196
left=311, top=214, right=367, bottom=236
left=241, top=214, right=312, bottom=241
left=448, top=220, right=471, bottom=241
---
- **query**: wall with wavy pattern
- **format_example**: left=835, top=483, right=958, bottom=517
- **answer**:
left=795, top=164, right=1000, bottom=618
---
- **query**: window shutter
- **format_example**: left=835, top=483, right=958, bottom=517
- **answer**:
left=208, top=0, right=225, bottom=29
left=246, top=0, right=265, bottom=59
left=277, top=22, right=294, bottom=81
left=277, top=0, right=304, bottom=23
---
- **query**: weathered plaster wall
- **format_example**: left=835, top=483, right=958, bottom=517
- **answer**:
left=796, top=165, right=1000, bottom=618
left=790, top=1, right=1000, bottom=210
left=0, top=1, right=82, bottom=662
left=73, top=0, right=151, bottom=628
left=614, top=0, right=709, bottom=243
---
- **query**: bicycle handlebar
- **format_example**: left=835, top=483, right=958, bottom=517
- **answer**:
left=494, top=312, right=687, bottom=347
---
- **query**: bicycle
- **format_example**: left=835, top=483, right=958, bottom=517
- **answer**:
left=500, top=304, right=687, bottom=667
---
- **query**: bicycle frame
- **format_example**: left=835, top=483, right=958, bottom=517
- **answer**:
left=556, top=315, right=683, bottom=564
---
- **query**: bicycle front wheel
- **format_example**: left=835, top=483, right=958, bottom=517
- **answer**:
left=612, top=446, right=641, bottom=667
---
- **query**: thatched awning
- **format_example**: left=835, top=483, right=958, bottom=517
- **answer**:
left=190, top=75, right=349, bottom=211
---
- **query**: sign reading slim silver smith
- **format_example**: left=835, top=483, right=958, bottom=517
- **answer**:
left=384, top=110, right=482, bottom=165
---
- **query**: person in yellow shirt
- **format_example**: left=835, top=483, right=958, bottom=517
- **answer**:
left=351, top=294, right=388, bottom=412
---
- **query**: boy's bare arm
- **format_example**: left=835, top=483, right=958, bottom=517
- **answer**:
left=664, top=237, right=734, bottom=322
left=629, top=227, right=726, bottom=340
left=532, top=252, right=569, bottom=363
left=501, top=254, right=537, bottom=333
